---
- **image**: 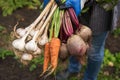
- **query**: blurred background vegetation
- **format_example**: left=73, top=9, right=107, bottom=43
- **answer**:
left=0, top=0, right=41, bottom=16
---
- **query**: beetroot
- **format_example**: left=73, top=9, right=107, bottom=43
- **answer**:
left=76, top=25, right=92, bottom=43
left=59, top=43, right=69, bottom=61
left=67, top=35, right=87, bottom=56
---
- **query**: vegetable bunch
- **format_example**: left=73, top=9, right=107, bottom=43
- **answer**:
left=11, top=0, right=93, bottom=77
left=12, top=0, right=57, bottom=65
left=59, top=8, right=92, bottom=65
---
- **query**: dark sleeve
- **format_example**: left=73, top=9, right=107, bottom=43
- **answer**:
left=78, top=1, right=113, bottom=35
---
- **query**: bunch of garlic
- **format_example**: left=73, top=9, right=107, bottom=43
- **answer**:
left=12, top=0, right=57, bottom=65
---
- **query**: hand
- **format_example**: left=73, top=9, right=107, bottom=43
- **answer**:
left=57, top=0, right=87, bottom=16
left=43, top=0, right=87, bottom=16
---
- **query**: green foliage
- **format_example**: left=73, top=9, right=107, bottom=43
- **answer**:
left=0, top=0, right=41, bottom=16
left=103, top=49, right=120, bottom=67
left=114, top=52, right=120, bottom=71
left=102, top=49, right=116, bottom=67
left=0, top=48, right=14, bottom=59
left=29, top=55, right=44, bottom=71
left=0, top=25, right=6, bottom=31
left=96, top=0, right=118, bottom=11
left=112, top=27, right=120, bottom=37
left=98, top=49, right=120, bottom=80
left=82, top=8, right=89, bottom=13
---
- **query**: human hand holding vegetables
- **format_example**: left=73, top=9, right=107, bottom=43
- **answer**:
left=43, top=0, right=88, bottom=16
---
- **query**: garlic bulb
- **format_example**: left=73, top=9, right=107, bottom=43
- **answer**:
left=25, top=40, right=38, bottom=51
left=12, top=0, right=55, bottom=52
left=25, top=31, right=39, bottom=51
left=12, top=36, right=26, bottom=51
left=16, top=27, right=30, bottom=37
left=12, top=26, right=32, bottom=51
left=39, top=35, right=48, bottom=46
left=21, top=53, right=33, bottom=61
left=33, top=47, right=42, bottom=55
left=16, top=28, right=26, bottom=37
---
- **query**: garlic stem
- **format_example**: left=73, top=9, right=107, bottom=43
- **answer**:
left=18, top=0, right=54, bottom=40
left=30, top=29, right=39, bottom=37
left=13, top=22, right=20, bottom=38
left=35, top=8, right=50, bottom=30
left=44, top=23, right=49, bottom=36
left=26, top=0, right=54, bottom=33
left=34, top=4, right=58, bottom=41
left=39, top=23, right=49, bottom=45
left=25, top=3, right=57, bottom=50
left=29, top=8, right=51, bottom=37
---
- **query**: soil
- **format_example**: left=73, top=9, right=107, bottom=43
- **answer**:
left=0, top=56, right=55, bottom=80
left=106, top=34, right=120, bottom=53
left=0, top=7, right=120, bottom=80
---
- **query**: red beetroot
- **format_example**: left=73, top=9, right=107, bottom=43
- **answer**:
left=67, top=34, right=87, bottom=56
left=76, top=25, right=92, bottom=43
left=59, top=43, right=69, bottom=61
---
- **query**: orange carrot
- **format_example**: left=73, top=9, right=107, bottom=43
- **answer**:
left=45, top=38, right=60, bottom=77
left=50, top=38, right=60, bottom=70
left=40, top=42, right=50, bottom=76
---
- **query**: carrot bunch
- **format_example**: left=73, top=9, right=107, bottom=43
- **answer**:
left=40, top=7, right=63, bottom=78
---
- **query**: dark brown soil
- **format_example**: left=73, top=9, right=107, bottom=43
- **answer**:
left=105, top=33, right=120, bottom=53
left=0, top=56, right=55, bottom=80
left=0, top=7, right=120, bottom=80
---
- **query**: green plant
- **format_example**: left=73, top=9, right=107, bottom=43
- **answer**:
left=0, top=25, right=6, bottom=31
left=29, top=55, right=44, bottom=71
left=114, top=52, right=120, bottom=72
left=98, top=49, right=120, bottom=80
left=102, top=49, right=116, bottom=67
left=0, top=0, right=41, bottom=16
left=0, top=48, right=14, bottom=59
left=112, top=27, right=120, bottom=37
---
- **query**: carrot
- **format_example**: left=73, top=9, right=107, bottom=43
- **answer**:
left=50, top=38, right=60, bottom=70
left=45, top=37, right=60, bottom=77
left=40, top=42, right=50, bottom=76
left=44, top=7, right=62, bottom=78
